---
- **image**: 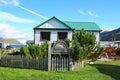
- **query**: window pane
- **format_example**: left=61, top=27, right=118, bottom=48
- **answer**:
left=41, top=32, right=50, bottom=41
left=58, top=32, right=67, bottom=40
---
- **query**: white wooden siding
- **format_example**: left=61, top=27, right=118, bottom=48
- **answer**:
left=68, top=31, right=72, bottom=41
left=51, top=31, right=57, bottom=42
left=34, top=30, right=40, bottom=44
left=34, top=30, right=72, bottom=44
left=94, top=32, right=100, bottom=42
left=38, top=19, right=69, bottom=29
left=35, top=30, right=100, bottom=44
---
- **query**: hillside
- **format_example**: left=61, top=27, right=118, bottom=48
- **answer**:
left=100, top=28, right=120, bottom=41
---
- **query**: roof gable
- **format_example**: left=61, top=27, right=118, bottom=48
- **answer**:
left=34, top=17, right=72, bottom=30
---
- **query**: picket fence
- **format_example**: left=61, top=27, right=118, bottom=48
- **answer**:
left=51, top=56, right=71, bottom=71
left=0, top=56, right=72, bottom=71
left=0, top=56, right=83, bottom=71
left=0, top=56, right=48, bottom=70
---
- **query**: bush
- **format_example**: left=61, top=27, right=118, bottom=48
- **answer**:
left=51, top=39, right=71, bottom=48
left=39, top=41, right=48, bottom=58
left=20, top=41, right=48, bottom=59
left=64, top=38, right=71, bottom=47
left=87, top=46, right=104, bottom=62
left=20, top=46, right=31, bottom=59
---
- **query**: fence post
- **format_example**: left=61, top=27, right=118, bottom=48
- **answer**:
left=68, top=48, right=71, bottom=71
left=48, top=43, right=51, bottom=71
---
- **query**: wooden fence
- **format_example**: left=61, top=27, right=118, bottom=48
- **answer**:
left=0, top=55, right=82, bottom=71
left=51, top=56, right=71, bottom=71
left=0, top=56, right=48, bottom=70
left=0, top=48, right=2, bottom=56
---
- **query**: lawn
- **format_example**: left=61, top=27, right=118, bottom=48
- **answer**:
left=0, top=60, right=120, bottom=80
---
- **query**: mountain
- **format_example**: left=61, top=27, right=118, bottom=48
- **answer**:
left=100, top=28, right=120, bottom=41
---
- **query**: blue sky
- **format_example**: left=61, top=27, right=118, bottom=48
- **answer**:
left=0, top=0, right=120, bottom=44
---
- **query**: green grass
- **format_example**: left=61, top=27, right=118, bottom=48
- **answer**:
left=0, top=60, right=120, bottom=80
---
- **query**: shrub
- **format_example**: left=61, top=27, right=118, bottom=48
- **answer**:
left=20, top=41, right=48, bottom=59
left=64, top=38, right=71, bottom=47
left=87, top=46, right=104, bottom=62
left=39, top=41, right=48, bottom=58
left=51, top=39, right=71, bottom=48
left=20, top=46, right=31, bottom=59
left=28, top=44, right=37, bottom=58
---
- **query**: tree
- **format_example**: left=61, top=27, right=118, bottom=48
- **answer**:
left=71, top=29, right=103, bottom=62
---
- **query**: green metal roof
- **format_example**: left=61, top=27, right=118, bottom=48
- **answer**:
left=63, top=21, right=102, bottom=31
left=34, top=16, right=102, bottom=31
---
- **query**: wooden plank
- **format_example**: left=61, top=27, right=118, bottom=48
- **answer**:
left=48, top=44, right=51, bottom=71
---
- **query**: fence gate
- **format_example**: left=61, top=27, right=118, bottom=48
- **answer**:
left=48, top=40, right=71, bottom=71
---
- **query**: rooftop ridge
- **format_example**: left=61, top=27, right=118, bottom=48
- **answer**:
left=63, top=21, right=95, bottom=23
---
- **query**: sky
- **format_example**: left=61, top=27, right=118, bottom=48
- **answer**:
left=0, top=0, right=120, bottom=44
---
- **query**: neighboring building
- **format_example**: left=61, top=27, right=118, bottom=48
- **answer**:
left=100, top=41, right=120, bottom=48
left=100, top=41, right=115, bottom=47
left=0, top=38, right=22, bottom=48
left=34, top=16, right=102, bottom=44
left=26, top=40, right=34, bottom=45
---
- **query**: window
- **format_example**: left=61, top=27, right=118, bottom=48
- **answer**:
left=58, top=32, right=68, bottom=40
left=40, top=32, right=50, bottom=41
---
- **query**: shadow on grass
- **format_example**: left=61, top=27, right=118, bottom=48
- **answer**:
left=90, top=64, right=120, bottom=80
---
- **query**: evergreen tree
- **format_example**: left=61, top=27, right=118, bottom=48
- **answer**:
left=72, top=29, right=103, bottom=62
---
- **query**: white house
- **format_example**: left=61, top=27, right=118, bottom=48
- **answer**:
left=34, top=17, right=102, bottom=44
left=0, top=38, right=22, bottom=48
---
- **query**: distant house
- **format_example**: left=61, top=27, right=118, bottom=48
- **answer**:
left=26, top=40, right=34, bottom=45
left=0, top=38, right=22, bottom=48
left=34, top=17, right=102, bottom=44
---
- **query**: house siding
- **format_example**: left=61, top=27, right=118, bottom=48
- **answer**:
left=94, top=32, right=100, bottom=42
left=68, top=31, right=72, bottom=40
left=38, top=18, right=69, bottom=29
left=34, top=30, right=72, bottom=44
left=34, top=30, right=40, bottom=44
left=34, top=29, right=100, bottom=45
left=51, top=31, right=57, bottom=42
left=34, top=30, right=100, bottom=44
left=34, top=18, right=73, bottom=44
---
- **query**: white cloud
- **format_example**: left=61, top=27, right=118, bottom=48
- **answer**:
left=77, top=9, right=102, bottom=18
left=0, top=0, right=19, bottom=6
left=87, top=11, right=100, bottom=18
left=0, top=11, right=35, bottom=23
left=12, top=0, right=19, bottom=6
left=0, top=0, right=48, bottom=20
left=77, top=9, right=85, bottom=15
left=18, top=5, right=48, bottom=20
left=0, top=23, right=33, bottom=44
left=0, top=0, right=8, bottom=5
